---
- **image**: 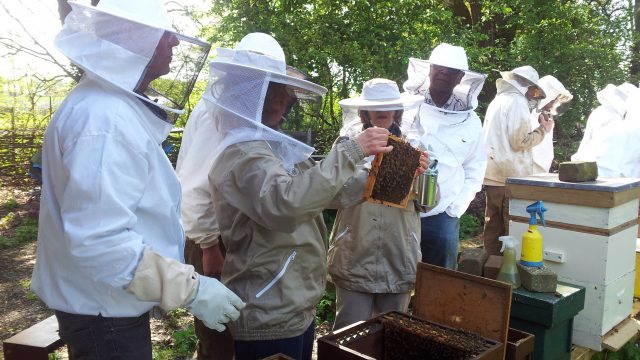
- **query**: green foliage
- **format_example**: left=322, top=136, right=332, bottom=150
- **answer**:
left=171, top=324, right=198, bottom=357
left=2, top=198, right=19, bottom=211
left=20, top=278, right=38, bottom=301
left=459, top=213, right=482, bottom=240
left=205, top=0, right=633, bottom=160
left=591, top=340, right=640, bottom=359
left=0, top=212, right=17, bottom=230
left=0, top=235, right=12, bottom=247
left=316, top=289, right=336, bottom=324
left=14, top=218, right=38, bottom=243
left=48, top=353, right=61, bottom=360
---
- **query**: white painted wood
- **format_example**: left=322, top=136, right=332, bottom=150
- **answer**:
left=570, top=270, right=635, bottom=351
left=509, top=199, right=638, bottom=230
left=508, top=222, right=636, bottom=284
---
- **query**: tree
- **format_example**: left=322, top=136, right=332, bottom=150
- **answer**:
left=206, top=0, right=632, bottom=160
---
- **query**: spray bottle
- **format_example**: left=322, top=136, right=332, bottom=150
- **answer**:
left=520, top=201, right=547, bottom=268
left=497, top=236, right=521, bottom=288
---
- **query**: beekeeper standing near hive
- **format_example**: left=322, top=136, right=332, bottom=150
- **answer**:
left=328, top=78, right=428, bottom=331
left=403, top=44, right=488, bottom=270
left=529, top=75, right=573, bottom=174
left=199, top=33, right=393, bottom=360
left=30, top=1, right=244, bottom=358
left=482, top=65, right=551, bottom=256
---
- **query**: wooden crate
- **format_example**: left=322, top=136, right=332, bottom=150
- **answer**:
left=363, top=135, right=421, bottom=208
left=506, top=174, right=640, bottom=351
left=317, top=311, right=503, bottom=360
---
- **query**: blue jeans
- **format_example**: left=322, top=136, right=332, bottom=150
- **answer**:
left=234, top=322, right=315, bottom=360
left=55, top=310, right=151, bottom=360
left=420, top=212, right=460, bottom=269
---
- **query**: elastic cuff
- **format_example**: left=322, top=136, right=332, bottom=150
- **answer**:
left=341, top=139, right=365, bottom=163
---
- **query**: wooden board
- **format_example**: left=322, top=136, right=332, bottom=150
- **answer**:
left=601, top=316, right=640, bottom=351
left=363, top=134, right=420, bottom=208
left=413, top=262, right=512, bottom=352
left=507, top=183, right=640, bottom=209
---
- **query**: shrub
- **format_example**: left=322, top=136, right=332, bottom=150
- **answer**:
left=459, top=213, right=482, bottom=240
left=316, top=289, right=336, bottom=324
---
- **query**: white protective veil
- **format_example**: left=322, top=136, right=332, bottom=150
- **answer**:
left=402, top=43, right=486, bottom=142
left=55, top=0, right=210, bottom=122
left=339, top=78, right=424, bottom=146
left=572, top=84, right=628, bottom=162
left=201, top=33, right=327, bottom=171
left=530, top=75, right=573, bottom=173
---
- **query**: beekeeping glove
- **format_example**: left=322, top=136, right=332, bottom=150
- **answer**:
left=186, top=275, right=245, bottom=331
left=127, top=248, right=245, bottom=330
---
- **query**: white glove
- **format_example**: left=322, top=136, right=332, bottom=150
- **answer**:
left=187, top=275, right=246, bottom=332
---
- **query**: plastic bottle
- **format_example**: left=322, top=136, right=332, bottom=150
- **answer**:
left=497, top=235, right=521, bottom=288
left=520, top=201, right=547, bottom=268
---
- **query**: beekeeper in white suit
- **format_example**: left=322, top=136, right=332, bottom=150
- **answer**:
left=30, top=0, right=244, bottom=358
left=198, top=32, right=392, bottom=360
left=482, top=65, right=551, bottom=256
left=529, top=75, right=573, bottom=173
left=572, top=83, right=629, bottom=162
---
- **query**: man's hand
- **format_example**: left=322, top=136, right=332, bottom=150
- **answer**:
left=538, top=112, right=554, bottom=133
left=202, top=244, right=225, bottom=279
left=355, top=127, right=392, bottom=156
left=415, top=151, right=429, bottom=177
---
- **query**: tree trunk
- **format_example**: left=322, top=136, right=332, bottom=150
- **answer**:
left=630, top=0, right=640, bottom=84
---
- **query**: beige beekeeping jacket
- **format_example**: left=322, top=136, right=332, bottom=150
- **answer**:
left=328, top=175, right=421, bottom=293
left=483, top=79, right=548, bottom=185
left=210, top=138, right=364, bottom=341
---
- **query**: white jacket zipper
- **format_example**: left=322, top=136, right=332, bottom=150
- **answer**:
left=256, top=250, right=297, bottom=299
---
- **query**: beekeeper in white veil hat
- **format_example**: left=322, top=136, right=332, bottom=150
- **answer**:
left=31, top=1, right=243, bottom=357
left=483, top=64, right=553, bottom=256
left=200, top=33, right=393, bottom=359
left=402, top=43, right=488, bottom=270
left=328, top=78, right=428, bottom=332
left=529, top=75, right=573, bottom=173
left=572, top=83, right=630, bottom=162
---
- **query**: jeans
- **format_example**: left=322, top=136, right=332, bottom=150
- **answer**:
left=234, top=322, right=315, bottom=360
left=420, top=212, right=460, bottom=269
left=55, top=310, right=151, bottom=360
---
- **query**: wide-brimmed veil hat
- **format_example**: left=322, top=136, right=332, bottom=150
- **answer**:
left=202, top=32, right=327, bottom=172
left=537, top=75, right=572, bottom=113
left=55, top=0, right=210, bottom=119
left=339, top=78, right=424, bottom=144
left=339, top=78, right=423, bottom=111
left=403, top=43, right=486, bottom=114
left=500, top=65, right=546, bottom=99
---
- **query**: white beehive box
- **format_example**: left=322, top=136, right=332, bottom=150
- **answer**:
left=506, top=174, right=640, bottom=351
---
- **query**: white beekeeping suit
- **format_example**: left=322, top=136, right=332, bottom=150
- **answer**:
left=31, top=0, right=243, bottom=333
left=530, top=75, right=573, bottom=173
left=572, top=84, right=628, bottom=162
left=591, top=83, right=640, bottom=178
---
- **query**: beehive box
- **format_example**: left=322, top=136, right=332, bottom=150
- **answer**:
left=413, top=263, right=513, bottom=359
left=364, top=135, right=421, bottom=208
left=317, top=311, right=503, bottom=360
left=506, top=174, right=640, bottom=351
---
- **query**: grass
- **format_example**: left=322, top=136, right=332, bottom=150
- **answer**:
left=2, top=198, right=19, bottom=211
left=19, top=278, right=38, bottom=301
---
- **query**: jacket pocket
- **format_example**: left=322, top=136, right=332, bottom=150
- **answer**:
left=255, top=250, right=297, bottom=299
left=327, top=225, right=352, bottom=277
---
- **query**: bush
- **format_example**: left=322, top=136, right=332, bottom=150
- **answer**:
left=459, top=213, right=482, bottom=240
left=316, top=289, right=336, bottom=324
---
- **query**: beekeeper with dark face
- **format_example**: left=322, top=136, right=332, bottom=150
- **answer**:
left=199, top=33, right=392, bottom=360
left=30, top=1, right=244, bottom=358
left=403, top=43, right=488, bottom=270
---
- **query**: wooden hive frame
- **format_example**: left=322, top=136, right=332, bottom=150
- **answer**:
left=363, top=134, right=421, bottom=208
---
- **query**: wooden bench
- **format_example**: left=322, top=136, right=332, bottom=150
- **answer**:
left=3, top=315, right=65, bottom=360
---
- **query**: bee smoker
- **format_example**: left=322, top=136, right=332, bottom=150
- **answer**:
left=416, top=159, right=438, bottom=207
